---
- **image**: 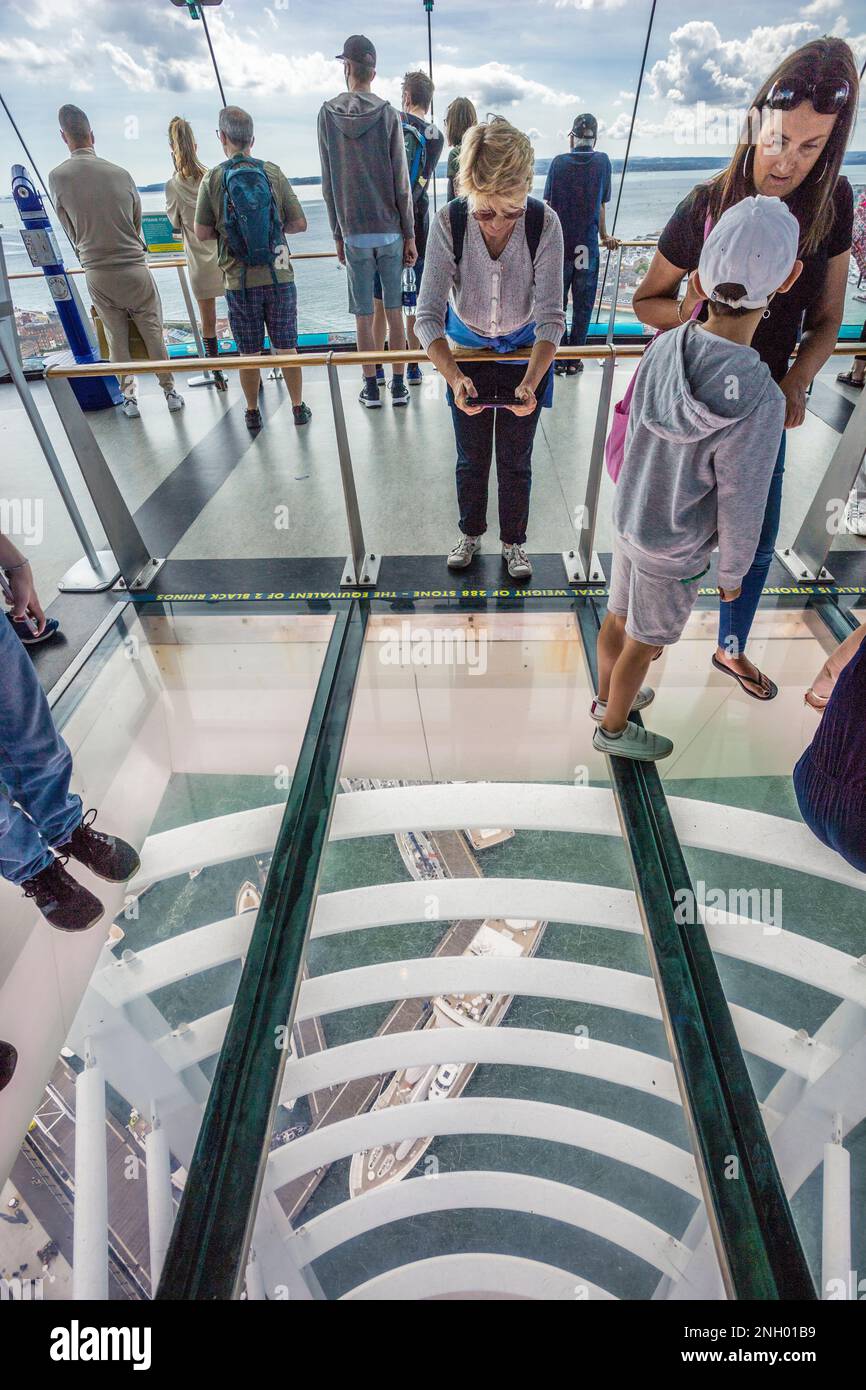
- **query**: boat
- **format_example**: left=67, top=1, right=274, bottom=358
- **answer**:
left=236, top=881, right=261, bottom=915
left=348, top=912, right=546, bottom=1198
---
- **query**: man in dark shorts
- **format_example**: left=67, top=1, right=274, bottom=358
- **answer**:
left=195, top=105, right=311, bottom=433
left=543, top=114, right=618, bottom=374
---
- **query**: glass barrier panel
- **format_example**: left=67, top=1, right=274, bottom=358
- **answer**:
left=3, top=604, right=334, bottom=1299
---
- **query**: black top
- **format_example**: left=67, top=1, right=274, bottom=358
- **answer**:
left=657, top=177, right=853, bottom=383
left=802, top=635, right=866, bottom=792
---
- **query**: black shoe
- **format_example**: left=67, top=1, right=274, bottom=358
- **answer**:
left=0, top=1040, right=17, bottom=1093
left=6, top=613, right=61, bottom=646
left=566, top=361, right=583, bottom=375
left=21, top=859, right=104, bottom=932
left=554, top=361, right=567, bottom=376
left=359, top=381, right=382, bottom=409
left=292, top=402, right=312, bottom=426
left=245, top=407, right=263, bottom=432
left=212, top=369, right=229, bottom=392
left=56, top=810, right=141, bottom=883
left=389, top=377, right=410, bottom=407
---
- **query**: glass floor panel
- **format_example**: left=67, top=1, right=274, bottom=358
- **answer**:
left=249, top=609, right=725, bottom=1302
left=651, top=604, right=866, bottom=1295
left=6, top=607, right=335, bottom=1300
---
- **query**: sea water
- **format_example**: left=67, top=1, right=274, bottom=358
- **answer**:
left=4, top=166, right=863, bottom=338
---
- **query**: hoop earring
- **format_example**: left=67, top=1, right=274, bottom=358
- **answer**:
left=815, top=159, right=829, bottom=183
left=742, top=146, right=754, bottom=182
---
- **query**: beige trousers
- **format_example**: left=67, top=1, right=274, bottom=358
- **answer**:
left=86, top=262, right=175, bottom=399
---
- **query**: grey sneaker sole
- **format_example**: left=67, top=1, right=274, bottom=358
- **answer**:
left=592, top=725, right=673, bottom=761
left=447, top=553, right=476, bottom=570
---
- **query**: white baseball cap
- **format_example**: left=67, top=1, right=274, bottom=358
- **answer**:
left=698, top=195, right=800, bottom=309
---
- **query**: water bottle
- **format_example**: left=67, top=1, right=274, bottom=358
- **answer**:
left=401, top=266, right=417, bottom=309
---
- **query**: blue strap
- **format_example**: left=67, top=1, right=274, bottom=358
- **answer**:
left=445, top=306, right=554, bottom=406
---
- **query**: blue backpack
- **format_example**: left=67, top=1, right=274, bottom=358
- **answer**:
left=221, top=156, right=284, bottom=291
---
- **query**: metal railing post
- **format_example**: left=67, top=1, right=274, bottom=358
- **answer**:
left=777, top=385, right=866, bottom=583
left=44, top=375, right=163, bottom=592
left=564, top=248, right=623, bottom=586
left=326, top=354, right=381, bottom=587
left=172, top=262, right=217, bottom=391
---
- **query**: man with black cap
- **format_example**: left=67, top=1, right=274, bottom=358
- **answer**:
left=543, top=114, right=618, bottom=374
left=318, top=36, right=417, bottom=409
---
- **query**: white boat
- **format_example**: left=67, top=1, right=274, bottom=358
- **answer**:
left=348, top=913, right=546, bottom=1198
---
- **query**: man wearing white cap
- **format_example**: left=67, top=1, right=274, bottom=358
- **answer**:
left=592, top=196, right=802, bottom=761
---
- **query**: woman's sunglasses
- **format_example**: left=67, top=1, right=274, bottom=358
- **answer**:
left=765, top=76, right=850, bottom=115
left=472, top=206, right=525, bottom=223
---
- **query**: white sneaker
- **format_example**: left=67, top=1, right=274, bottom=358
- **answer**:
left=447, top=534, right=481, bottom=570
left=843, top=493, right=866, bottom=537
left=502, top=543, right=532, bottom=579
left=592, top=719, right=673, bottom=761
left=165, top=390, right=185, bottom=413
left=590, top=687, right=655, bottom=722
left=122, top=397, right=140, bottom=419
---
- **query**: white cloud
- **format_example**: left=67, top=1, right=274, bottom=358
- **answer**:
left=648, top=20, right=822, bottom=108
left=550, top=0, right=628, bottom=9
left=801, top=0, right=842, bottom=15
left=436, top=44, right=459, bottom=56
left=434, top=61, right=578, bottom=109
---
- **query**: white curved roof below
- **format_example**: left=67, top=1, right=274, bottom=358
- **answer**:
left=341, top=1253, right=616, bottom=1301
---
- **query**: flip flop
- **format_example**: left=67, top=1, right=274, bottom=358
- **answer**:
left=711, top=653, right=778, bottom=701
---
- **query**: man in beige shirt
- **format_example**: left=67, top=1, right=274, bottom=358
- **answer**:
left=49, top=104, right=183, bottom=418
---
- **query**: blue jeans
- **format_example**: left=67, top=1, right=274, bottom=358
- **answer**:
left=563, top=260, right=600, bottom=346
left=447, top=360, right=547, bottom=544
left=717, top=432, right=786, bottom=655
left=0, top=616, right=81, bottom=884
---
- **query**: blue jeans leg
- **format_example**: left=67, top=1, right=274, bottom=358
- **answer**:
left=718, top=433, right=786, bottom=656
left=0, top=617, right=82, bottom=885
left=565, top=262, right=600, bottom=346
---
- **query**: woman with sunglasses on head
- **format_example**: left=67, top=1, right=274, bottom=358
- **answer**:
left=633, top=38, right=859, bottom=700
left=414, top=118, right=564, bottom=579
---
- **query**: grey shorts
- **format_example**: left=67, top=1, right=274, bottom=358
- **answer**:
left=345, top=238, right=404, bottom=316
left=608, top=536, right=706, bottom=647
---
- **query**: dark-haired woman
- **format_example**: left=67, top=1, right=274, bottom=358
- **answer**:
left=444, top=98, right=478, bottom=202
left=633, top=37, right=858, bottom=700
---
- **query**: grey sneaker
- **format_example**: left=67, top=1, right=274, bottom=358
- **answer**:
left=592, top=719, right=673, bottom=761
left=447, top=534, right=481, bottom=570
left=122, top=397, right=140, bottom=419
left=502, top=543, right=532, bottom=579
left=165, top=390, right=185, bottom=413
left=590, top=687, right=655, bottom=722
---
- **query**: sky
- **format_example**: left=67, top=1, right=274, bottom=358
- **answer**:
left=0, top=0, right=862, bottom=185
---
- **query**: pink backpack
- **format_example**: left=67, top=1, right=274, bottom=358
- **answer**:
left=605, top=212, right=712, bottom=483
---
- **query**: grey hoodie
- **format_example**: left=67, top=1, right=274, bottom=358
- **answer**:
left=317, top=91, right=414, bottom=242
left=613, top=321, right=785, bottom=592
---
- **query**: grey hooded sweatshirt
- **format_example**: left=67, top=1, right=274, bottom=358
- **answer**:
left=613, top=321, right=785, bottom=593
left=317, top=91, right=414, bottom=242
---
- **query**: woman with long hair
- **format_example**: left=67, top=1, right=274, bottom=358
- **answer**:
left=633, top=37, right=858, bottom=700
left=444, top=97, right=478, bottom=202
left=166, top=116, right=227, bottom=387
left=415, top=118, right=564, bottom=579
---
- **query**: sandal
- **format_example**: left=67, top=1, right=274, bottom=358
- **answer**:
left=836, top=369, right=865, bottom=389
left=711, top=653, right=778, bottom=701
left=804, top=687, right=830, bottom=711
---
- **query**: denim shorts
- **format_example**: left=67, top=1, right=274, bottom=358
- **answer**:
left=345, top=239, right=404, bottom=315
left=225, top=281, right=298, bottom=355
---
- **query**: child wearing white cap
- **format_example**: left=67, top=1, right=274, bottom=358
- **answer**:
left=593, top=196, right=802, bottom=761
